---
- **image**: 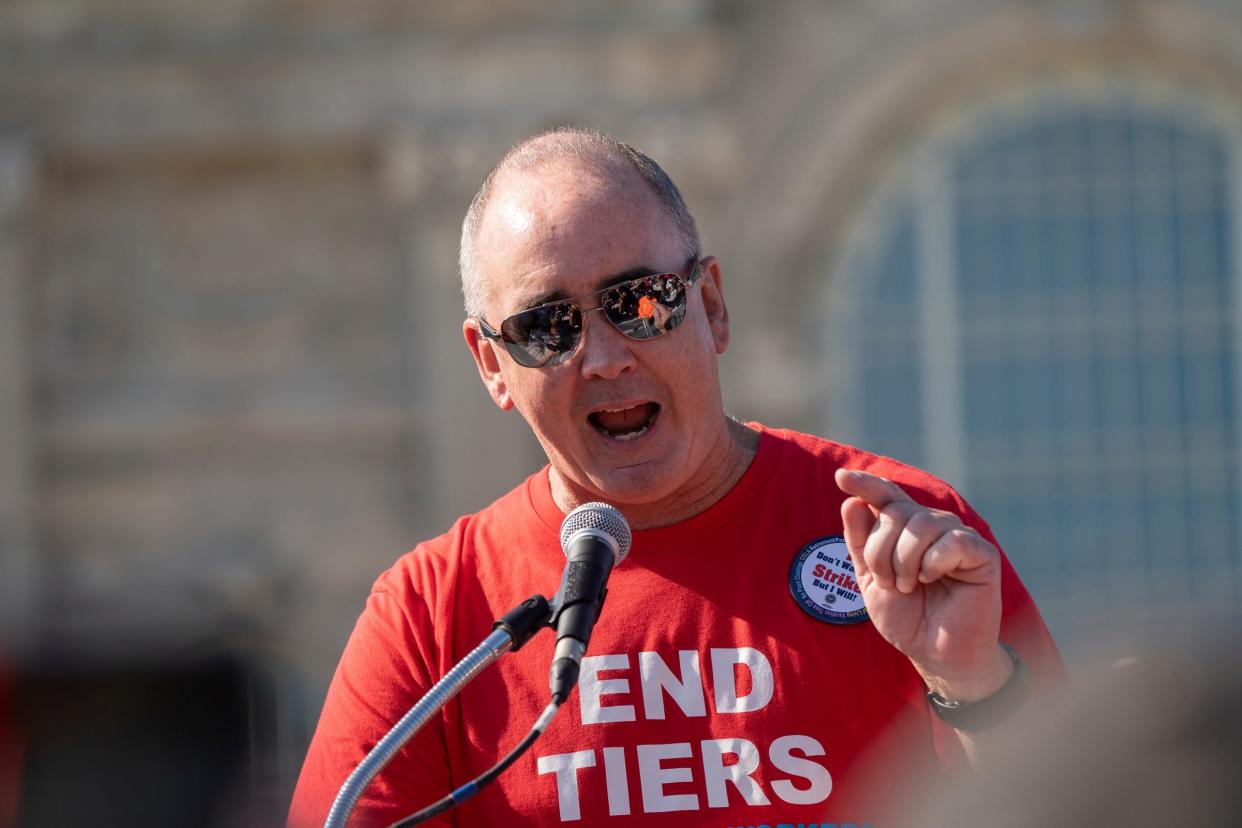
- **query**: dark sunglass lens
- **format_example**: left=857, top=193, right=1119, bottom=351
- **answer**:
left=603, top=274, right=688, bottom=340
left=500, top=303, right=582, bottom=367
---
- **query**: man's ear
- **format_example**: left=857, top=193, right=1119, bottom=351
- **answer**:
left=463, top=318, right=515, bottom=411
left=697, top=256, right=730, bottom=354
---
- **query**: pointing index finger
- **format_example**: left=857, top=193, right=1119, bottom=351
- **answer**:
left=834, top=468, right=914, bottom=509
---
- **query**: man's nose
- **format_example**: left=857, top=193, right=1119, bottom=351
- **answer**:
left=577, top=309, right=638, bottom=380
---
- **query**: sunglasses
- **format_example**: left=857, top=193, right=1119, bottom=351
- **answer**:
left=477, top=259, right=702, bottom=368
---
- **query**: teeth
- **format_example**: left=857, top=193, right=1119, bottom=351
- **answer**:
left=610, top=424, right=649, bottom=442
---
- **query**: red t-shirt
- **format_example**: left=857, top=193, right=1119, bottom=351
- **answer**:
left=0, top=656, right=19, bottom=826
left=290, top=425, right=1063, bottom=827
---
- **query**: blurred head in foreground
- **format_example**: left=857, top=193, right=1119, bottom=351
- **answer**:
left=899, top=642, right=1242, bottom=827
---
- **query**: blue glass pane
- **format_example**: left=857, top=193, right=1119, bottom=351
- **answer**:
left=834, top=211, right=926, bottom=468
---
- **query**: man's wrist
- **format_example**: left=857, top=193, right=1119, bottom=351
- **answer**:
left=924, top=643, right=1031, bottom=732
left=917, top=643, right=1016, bottom=703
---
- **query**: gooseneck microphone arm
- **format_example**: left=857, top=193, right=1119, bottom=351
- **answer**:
left=322, top=595, right=552, bottom=828
left=324, top=503, right=632, bottom=828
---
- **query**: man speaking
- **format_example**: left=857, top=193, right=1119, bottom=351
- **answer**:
left=289, top=128, right=1063, bottom=826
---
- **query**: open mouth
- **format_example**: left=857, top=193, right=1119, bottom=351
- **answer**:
left=587, top=402, right=660, bottom=442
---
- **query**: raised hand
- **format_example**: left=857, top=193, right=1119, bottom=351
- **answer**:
left=835, top=468, right=1012, bottom=702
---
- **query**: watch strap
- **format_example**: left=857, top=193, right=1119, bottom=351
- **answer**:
left=925, top=643, right=1031, bottom=732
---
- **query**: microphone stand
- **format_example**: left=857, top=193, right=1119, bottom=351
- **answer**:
left=322, top=595, right=553, bottom=828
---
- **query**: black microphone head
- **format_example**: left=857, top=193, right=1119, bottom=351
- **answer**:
left=559, top=502, right=632, bottom=563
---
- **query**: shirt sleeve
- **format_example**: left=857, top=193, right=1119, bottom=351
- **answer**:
left=951, top=492, right=1067, bottom=692
left=927, top=486, right=1068, bottom=768
left=288, top=587, right=455, bottom=828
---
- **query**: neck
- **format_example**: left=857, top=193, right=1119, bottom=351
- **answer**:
left=549, top=417, right=761, bottom=530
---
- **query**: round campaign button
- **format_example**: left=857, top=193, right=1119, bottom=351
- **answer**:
left=789, top=535, right=869, bottom=625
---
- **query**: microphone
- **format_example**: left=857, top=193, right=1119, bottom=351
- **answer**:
left=548, top=502, right=632, bottom=703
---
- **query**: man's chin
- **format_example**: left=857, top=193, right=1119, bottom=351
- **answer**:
left=554, top=462, right=675, bottom=511
left=589, top=473, right=672, bottom=508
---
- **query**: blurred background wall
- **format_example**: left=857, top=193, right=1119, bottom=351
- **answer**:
left=2, top=0, right=1241, bottom=819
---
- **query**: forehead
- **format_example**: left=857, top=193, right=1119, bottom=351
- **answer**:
left=474, top=158, right=684, bottom=314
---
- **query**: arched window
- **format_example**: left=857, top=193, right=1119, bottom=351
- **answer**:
left=825, top=77, right=1242, bottom=646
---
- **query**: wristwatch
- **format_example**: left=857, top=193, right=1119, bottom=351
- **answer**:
left=925, top=643, right=1031, bottom=732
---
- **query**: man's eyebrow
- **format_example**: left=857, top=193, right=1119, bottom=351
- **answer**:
left=514, top=265, right=659, bottom=311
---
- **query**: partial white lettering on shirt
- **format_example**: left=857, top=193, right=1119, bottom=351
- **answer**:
left=637, top=742, right=699, bottom=813
left=700, top=737, right=771, bottom=808
left=601, top=746, right=630, bottom=816
left=536, top=749, right=596, bottom=821
left=639, top=650, right=706, bottom=720
left=580, top=654, right=636, bottom=724
left=710, top=647, right=774, bottom=714
left=769, top=734, right=833, bottom=805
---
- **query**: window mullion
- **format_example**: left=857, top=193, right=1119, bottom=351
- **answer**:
left=914, top=154, right=969, bottom=490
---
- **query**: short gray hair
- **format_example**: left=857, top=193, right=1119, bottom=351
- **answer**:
left=458, top=127, right=702, bottom=318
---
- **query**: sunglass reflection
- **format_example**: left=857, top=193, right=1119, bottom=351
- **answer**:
left=479, top=261, right=701, bottom=368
